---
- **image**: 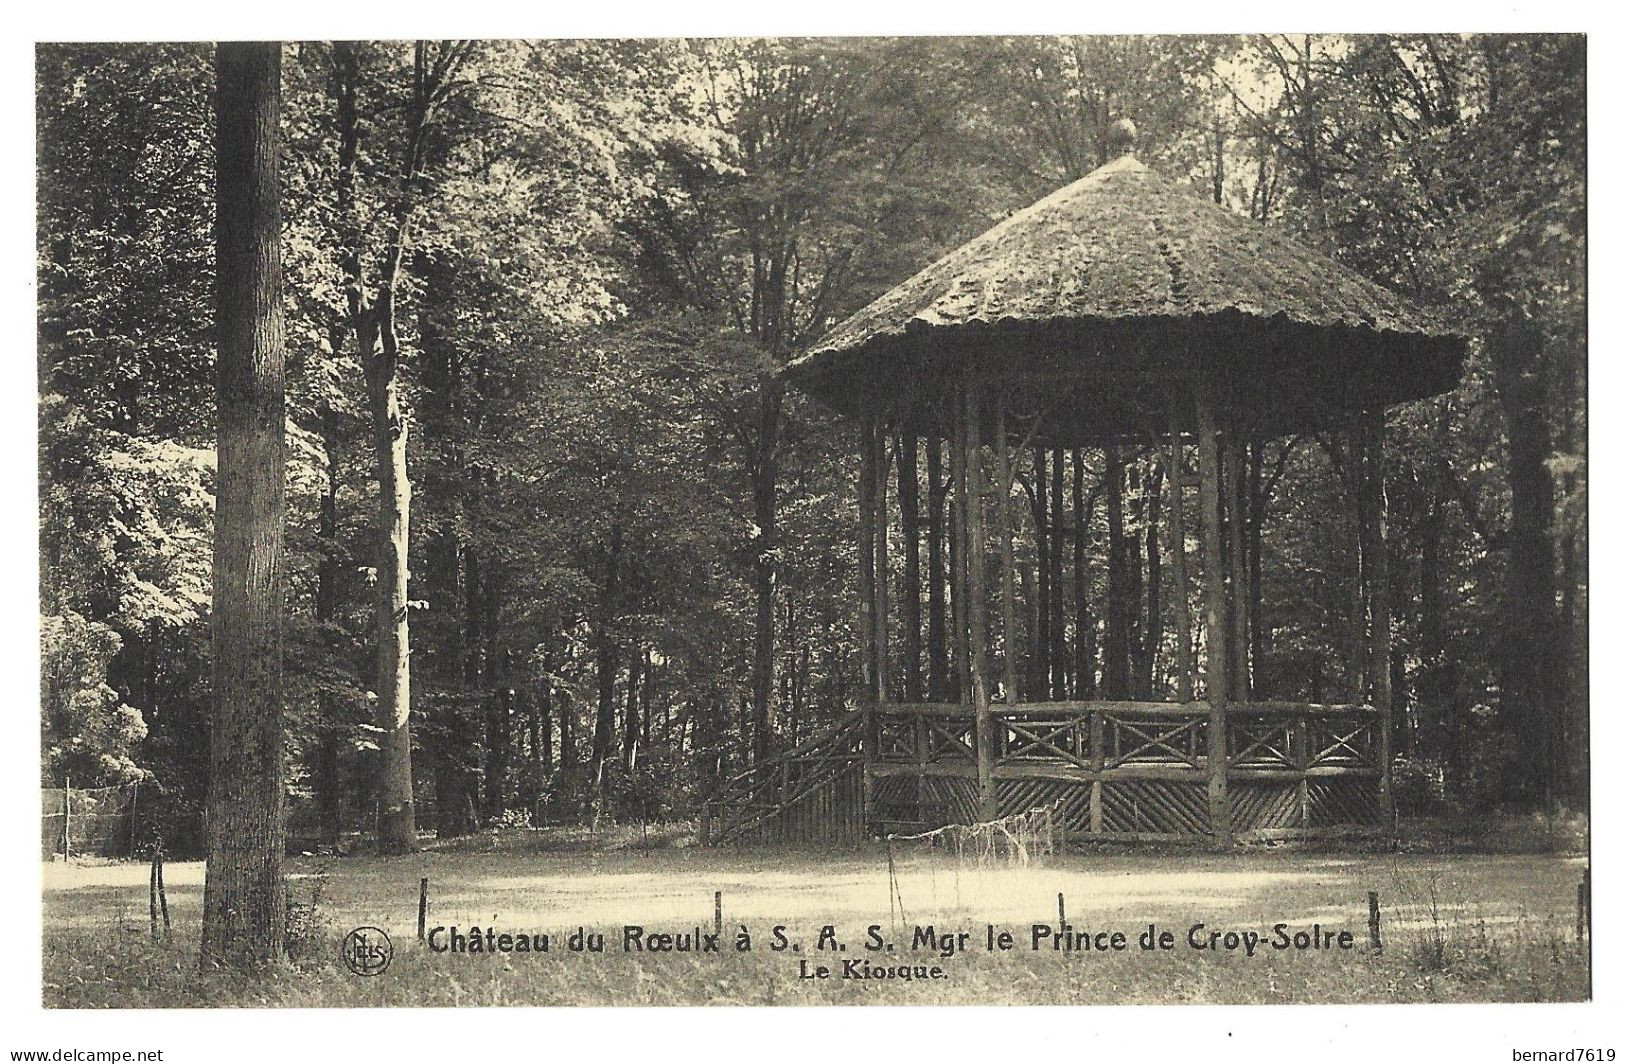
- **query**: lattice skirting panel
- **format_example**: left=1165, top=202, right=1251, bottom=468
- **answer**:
left=1229, top=780, right=1303, bottom=831
left=873, top=773, right=981, bottom=833
left=919, top=775, right=981, bottom=829
left=994, top=778, right=1090, bottom=832
left=1101, top=779, right=1211, bottom=835
left=872, top=775, right=918, bottom=830
left=1306, top=777, right=1382, bottom=828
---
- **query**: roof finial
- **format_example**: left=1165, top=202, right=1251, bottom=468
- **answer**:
left=1106, top=118, right=1138, bottom=158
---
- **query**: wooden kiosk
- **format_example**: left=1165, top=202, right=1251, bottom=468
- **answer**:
left=709, top=121, right=1464, bottom=846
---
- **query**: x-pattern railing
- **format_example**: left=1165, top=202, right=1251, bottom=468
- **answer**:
left=1308, top=718, right=1375, bottom=766
left=876, top=716, right=915, bottom=761
left=1228, top=720, right=1298, bottom=768
left=1105, top=715, right=1206, bottom=768
left=925, top=719, right=975, bottom=761
left=1001, top=716, right=1089, bottom=767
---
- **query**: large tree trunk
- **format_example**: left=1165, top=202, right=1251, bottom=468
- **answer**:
left=203, top=40, right=287, bottom=967
left=363, top=333, right=416, bottom=853
left=1490, top=315, right=1562, bottom=808
left=330, top=39, right=429, bottom=856
left=330, top=45, right=421, bottom=852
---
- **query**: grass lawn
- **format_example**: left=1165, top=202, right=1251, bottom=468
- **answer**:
left=41, top=827, right=1590, bottom=1006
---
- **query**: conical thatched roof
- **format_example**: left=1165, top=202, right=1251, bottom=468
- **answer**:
left=785, top=142, right=1465, bottom=442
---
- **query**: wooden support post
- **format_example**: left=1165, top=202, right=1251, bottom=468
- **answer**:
left=156, top=847, right=170, bottom=940
left=875, top=425, right=892, bottom=705
left=714, top=890, right=724, bottom=940
left=149, top=848, right=159, bottom=941
left=1225, top=427, right=1251, bottom=701
left=858, top=421, right=878, bottom=835
left=898, top=431, right=923, bottom=703
left=1295, top=712, right=1310, bottom=827
left=862, top=705, right=879, bottom=840
left=1057, top=891, right=1067, bottom=927
left=948, top=409, right=971, bottom=702
left=1196, top=388, right=1231, bottom=844
left=1167, top=424, right=1193, bottom=703
left=418, top=876, right=429, bottom=941
left=1089, top=705, right=1106, bottom=835
left=1365, top=410, right=1396, bottom=836
left=1368, top=890, right=1383, bottom=954
left=1347, top=424, right=1369, bottom=703
left=1070, top=449, right=1091, bottom=698
left=1047, top=448, right=1066, bottom=698
left=859, top=420, right=878, bottom=699
left=962, top=382, right=996, bottom=821
left=995, top=393, right=1021, bottom=704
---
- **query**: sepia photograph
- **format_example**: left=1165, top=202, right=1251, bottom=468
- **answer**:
left=31, top=28, right=1592, bottom=1028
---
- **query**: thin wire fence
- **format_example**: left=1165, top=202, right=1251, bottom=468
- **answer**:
left=41, top=781, right=141, bottom=859
left=884, top=803, right=1061, bottom=927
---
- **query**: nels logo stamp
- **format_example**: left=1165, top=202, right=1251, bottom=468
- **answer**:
left=341, top=926, right=393, bottom=977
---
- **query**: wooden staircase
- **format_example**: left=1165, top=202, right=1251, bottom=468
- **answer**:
left=705, top=713, right=867, bottom=845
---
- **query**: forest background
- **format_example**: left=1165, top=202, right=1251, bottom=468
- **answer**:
left=36, top=34, right=1586, bottom=854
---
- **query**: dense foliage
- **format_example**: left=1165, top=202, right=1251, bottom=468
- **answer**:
left=37, top=35, right=1585, bottom=852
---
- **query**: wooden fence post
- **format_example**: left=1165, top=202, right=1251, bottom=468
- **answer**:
left=714, top=890, right=723, bottom=940
left=1368, top=890, right=1383, bottom=954
left=1195, top=394, right=1230, bottom=845
left=149, top=848, right=159, bottom=942
left=1057, top=892, right=1066, bottom=928
left=158, top=852, right=171, bottom=939
left=419, top=877, right=430, bottom=941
